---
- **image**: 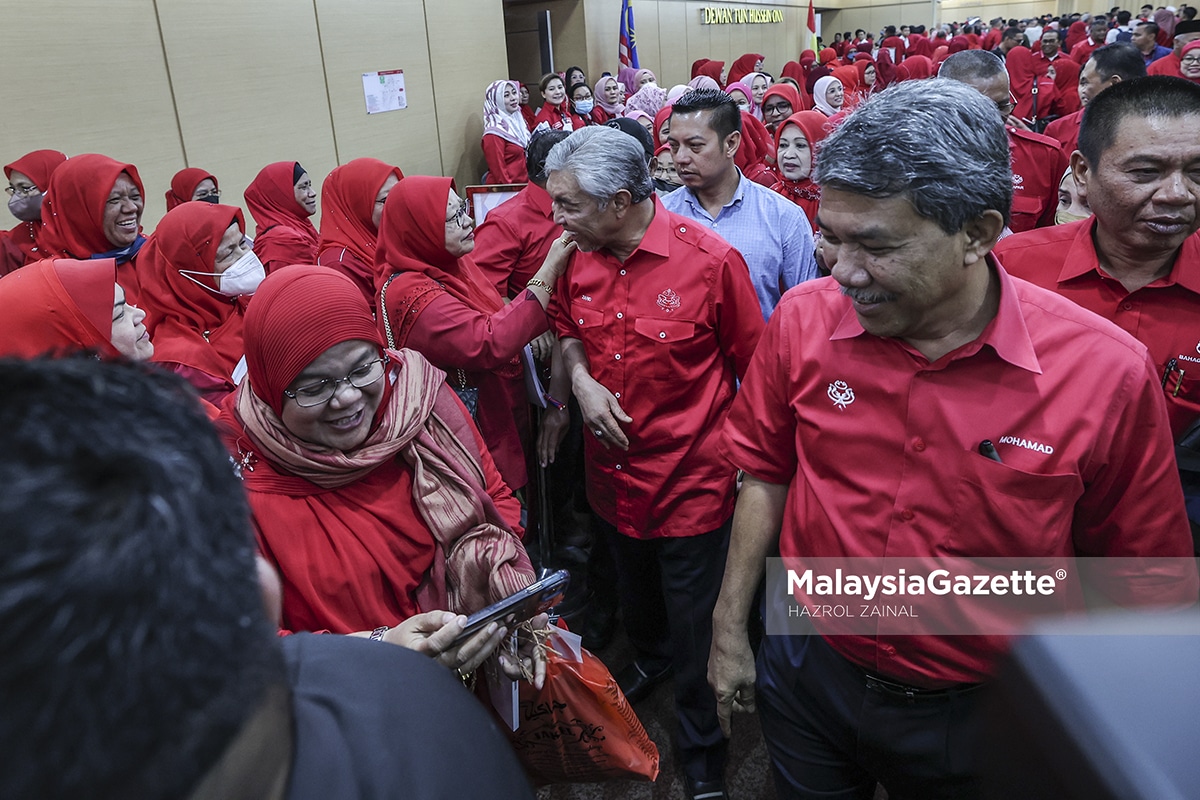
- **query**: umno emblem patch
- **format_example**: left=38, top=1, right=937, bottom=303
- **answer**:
left=827, top=380, right=855, bottom=410
left=657, top=288, right=680, bottom=312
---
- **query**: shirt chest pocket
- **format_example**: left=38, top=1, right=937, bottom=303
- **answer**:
left=1009, top=194, right=1044, bottom=229
left=946, top=449, right=1082, bottom=557
left=633, top=317, right=699, bottom=381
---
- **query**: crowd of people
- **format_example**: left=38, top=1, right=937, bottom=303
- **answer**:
left=2, top=4, right=1200, bottom=799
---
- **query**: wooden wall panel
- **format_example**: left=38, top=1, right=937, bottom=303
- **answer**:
left=156, top=0, right=337, bottom=228
left=314, top=0, right=443, bottom=182
left=0, top=0, right=185, bottom=227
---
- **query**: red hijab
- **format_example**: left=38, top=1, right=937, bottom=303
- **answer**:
left=40, top=154, right=145, bottom=259
left=729, top=53, right=764, bottom=85
left=698, top=59, right=725, bottom=87
left=903, top=55, right=934, bottom=79
left=782, top=61, right=805, bottom=83
left=770, top=111, right=830, bottom=228
left=762, top=83, right=806, bottom=120
left=244, top=161, right=319, bottom=246
left=691, top=58, right=711, bottom=78
left=374, top=176, right=504, bottom=322
left=165, top=167, right=218, bottom=211
left=136, top=202, right=248, bottom=382
left=318, top=158, right=404, bottom=279
left=653, top=105, right=674, bottom=147
left=0, top=257, right=119, bottom=358
left=735, top=111, right=777, bottom=183
left=3, top=149, right=67, bottom=264
left=874, top=49, right=898, bottom=90
left=819, top=48, right=838, bottom=66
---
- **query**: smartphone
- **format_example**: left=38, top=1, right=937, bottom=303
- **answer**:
left=451, top=569, right=570, bottom=645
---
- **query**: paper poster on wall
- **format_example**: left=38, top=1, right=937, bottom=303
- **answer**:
left=362, top=69, right=406, bottom=114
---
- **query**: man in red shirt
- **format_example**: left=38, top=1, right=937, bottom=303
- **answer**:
left=1147, top=19, right=1200, bottom=75
left=709, top=78, right=1195, bottom=799
left=994, top=76, right=1200, bottom=441
left=546, top=125, right=764, bottom=800
left=941, top=51, right=1066, bottom=232
left=1043, top=42, right=1145, bottom=159
left=1031, top=28, right=1082, bottom=116
left=1071, top=16, right=1111, bottom=65
left=881, top=25, right=907, bottom=61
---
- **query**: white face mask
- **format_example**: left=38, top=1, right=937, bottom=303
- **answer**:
left=180, top=249, right=266, bottom=297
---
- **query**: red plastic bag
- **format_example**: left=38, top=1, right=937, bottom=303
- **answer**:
left=503, top=629, right=660, bottom=785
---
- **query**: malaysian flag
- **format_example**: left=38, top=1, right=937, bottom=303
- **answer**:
left=619, top=0, right=639, bottom=69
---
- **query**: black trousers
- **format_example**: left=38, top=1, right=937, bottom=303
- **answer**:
left=601, top=516, right=731, bottom=783
left=757, top=633, right=988, bottom=799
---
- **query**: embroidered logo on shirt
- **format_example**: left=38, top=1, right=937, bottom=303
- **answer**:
left=827, top=380, right=855, bottom=410
left=997, top=435, right=1055, bottom=455
left=581, top=294, right=593, bottom=302
left=657, top=288, right=681, bottom=312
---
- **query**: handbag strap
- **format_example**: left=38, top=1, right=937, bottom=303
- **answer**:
left=380, top=271, right=470, bottom=391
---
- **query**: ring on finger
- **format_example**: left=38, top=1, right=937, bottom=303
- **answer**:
left=594, top=428, right=604, bottom=437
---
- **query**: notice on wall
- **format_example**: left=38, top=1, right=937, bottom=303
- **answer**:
left=362, top=69, right=406, bottom=114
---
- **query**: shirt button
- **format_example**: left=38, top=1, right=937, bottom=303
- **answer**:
left=614, top=392, right=621, bottom=399
left=1121, top=302, right=1134, bottom=311
left=614, top=353, right=621, bottom=360
left=615, top=464, right=622, bottom=470
left=659, top=332, right=666, bottom=339
left=578, top=318, right=584, bottom=324
left=620, top=269, right=627, bottom=276
left=900, top=508, right=915, bottom=521
left=679, top=226, right=687, bottom=232
left=616, top=312, right=623, bottom=319
left=912, top=438, right=926, bottom=452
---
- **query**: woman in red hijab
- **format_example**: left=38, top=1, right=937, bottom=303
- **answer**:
left=691, top=58, right=711, bottom=78
left=40, top=154, right=147, bottom=300
left=164, top=167, right=220, bottom=211
left=902, top=55, right=934, bottom=80
left=728, top=53, right=764, bottom=85
left=0, top=257, right=151, bottom=361
left=317, top=157, right=404, bottom=312
left=736, top=111, right=779, bottom=186
left=136, top=202, right=262, bottom=405
left=761, top=83, right=805, bottom=134
left=374, top=176, right=576, bottom=493
left=831, top=64, right=864, bottom=109
left=244, top=161, right=319, bottom=274
left=770, top=111, right=830, bottom=229
left=697, top=59, right=726, bottom=87
left=216, top=266, right=546, bottom=688
left=3, top=149, right=67, bottom=275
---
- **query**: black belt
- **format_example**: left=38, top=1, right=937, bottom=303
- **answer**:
left=863, top=671, right=985, bottom=702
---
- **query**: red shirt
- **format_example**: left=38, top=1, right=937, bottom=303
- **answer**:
left=994, top=220, right=1200, bottom=438
left=1148, top=52, right=1184, bottom=76
left=1042, top=108, right=1083, bottom=158
left=481, top=134, right=528, bottom=184
left=1032, top=51, right=1082, bottom=115
left=472, top=182, right=560, bottom=299
left=722, top=265, right=1194, bottom=685
left=552, top=197, right=765, bottom=538
left=1071, top=37, right=1104, bottom=65
left=1009, top=127, right=1068, bottom=233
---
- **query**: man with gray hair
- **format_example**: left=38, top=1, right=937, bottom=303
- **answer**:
left=546, top=125, right=765, bottom=800
left=710, top=79, right=1194, bottom=798
left=939, top=49, right=1066, bottom=232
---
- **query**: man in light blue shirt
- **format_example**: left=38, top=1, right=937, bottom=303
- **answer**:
left=662, top=90, right=818, bottom=320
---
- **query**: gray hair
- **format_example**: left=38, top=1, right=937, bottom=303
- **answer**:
left=814, top=78, right=1012, bottom=232
left=544, top=126, right=653, bottom=208
left=938, top=49, right=1007, bottom=83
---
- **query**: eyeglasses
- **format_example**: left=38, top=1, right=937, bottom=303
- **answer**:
left=194, top=189, right=221, bottom=200
left=283, top=355, right=389, bottom=407
left=446, top=198, right=471, bottom=227
left=4, top=185, right=39, bottom=198
left=763, top=101, right=794, bottom=116
left=996, top=93, right=1017, bottom=116
left=1183, top=56, right=1200, bottom=65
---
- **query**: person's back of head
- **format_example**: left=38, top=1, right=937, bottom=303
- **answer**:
left=1079, top=75, right=1200, bottom=167
left=526, top=129, right=571, bottom=186
left=939, top=49, right=1008, bottom=83
left=0, top=356, right=282, bottom=799
left=545, top=125, right=655, bottom=208
left=815, top=78, right=1012, bottom=232
left=1003, top=26, right=1024, bottom=44
left=1090, top=42, right=1149, bottom=84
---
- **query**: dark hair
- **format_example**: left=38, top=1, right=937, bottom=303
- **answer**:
left=670, top=88, right=742, bottom=142
left=1117, top=10, right=1133, bottom=24
left=1003, top=26, right=1023, bottom=41
left=0, top=356, right=281, bottom=799
left=1185, top=7, right=1197, bottom=21
left=538, top=72, right=563, bottom=93
left=1138, top=21, right=1161, bottom=35
left=526, top=129, right=571, bottom=184
left=1089, top=42, right=1148, bottom=83
left=1079, top=76, right=1200, bottom=165
left=568, top=81, right=591, bottom=101
left=564, top=65, right=586, bottom=84
left=1041, top=28, right=1060, bottom=41
left=886, top=25, right=897, bottom=36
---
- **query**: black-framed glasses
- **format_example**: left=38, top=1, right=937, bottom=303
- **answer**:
left=446, top=198, right=471, bottom=227
left=1183, top=56, right=1200, bottom=65
left=283, top=355, right=389, bottom=407
left=4, top=185, right=39, bottom=198
left=763, top=101, right=794, bottom=117
left=194, top=189, right=221, bottom=200
left=996, top=93, right=1017, bottom=116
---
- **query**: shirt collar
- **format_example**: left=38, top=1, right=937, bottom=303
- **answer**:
left=830, top=256, right=1042, bottom=373
left=1058, top=218, right=1200, bottom=294
left=679, top=168, right=748, bottom=217
left=621, top=195, right=672, bottom=260
left=527, top=181, right=553, bottom=217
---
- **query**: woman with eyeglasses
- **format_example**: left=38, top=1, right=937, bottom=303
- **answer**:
left=244, top=161, right=319, bottom=275
left=216, top=265, right=548, bottom=686
left=374, top=176, right=576, bottom=493
left=135, top=202, right=264, bottom=405
left=39, top=154, right=148, bottom=301
left=317, top=158, right=404, bottom=314
left=164, top=167, right=221, bottom=211
left=3, top=149, right=67, bottom=276
left=1181, top=40, right=1200, bottom=82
